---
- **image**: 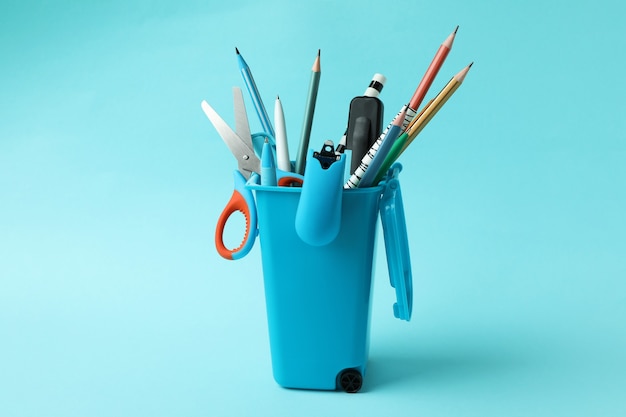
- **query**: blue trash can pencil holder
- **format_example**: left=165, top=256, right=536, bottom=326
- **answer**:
left=247, top=162, right=412, bottom=393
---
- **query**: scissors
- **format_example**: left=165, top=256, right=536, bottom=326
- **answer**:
left=201, top=87, right=267, bottom=260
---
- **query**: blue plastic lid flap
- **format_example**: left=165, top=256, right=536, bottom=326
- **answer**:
left=379, top=163, right=413, bottom=321
left=295, top=150, right=345, bottom=246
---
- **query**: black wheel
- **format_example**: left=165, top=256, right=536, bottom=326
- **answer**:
left=338, top=369, right=363, bottom=393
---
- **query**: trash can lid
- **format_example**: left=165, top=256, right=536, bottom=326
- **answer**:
left=379, top=163, right=413, bottom=321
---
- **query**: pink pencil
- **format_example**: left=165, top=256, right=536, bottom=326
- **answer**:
left=408, top=26, right=459, bottom=112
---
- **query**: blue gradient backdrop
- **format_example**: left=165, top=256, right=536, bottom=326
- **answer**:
left=2, top=1, right=625, bottom=416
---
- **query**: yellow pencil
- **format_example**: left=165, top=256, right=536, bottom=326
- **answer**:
left=399, top=62, right=473, bottom=156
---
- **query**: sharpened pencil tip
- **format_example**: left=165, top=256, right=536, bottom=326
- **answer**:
left=235, top=47, right=240, bottom=54
left=454, top=25, right=459, bottom=34
left=318, top=49, right=320, bottom=56
left=312, top=50, right=321, bottom=72
left=468, top=61, right=474, bottom=68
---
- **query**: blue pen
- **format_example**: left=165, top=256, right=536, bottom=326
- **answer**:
left=236, top=48, right=275, bottom=140
left=261, top=138, right=277, bottom=186
left=357, top=106, right=407, bottom=188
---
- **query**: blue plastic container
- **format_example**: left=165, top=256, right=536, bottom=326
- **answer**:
left=247, top=163, right=412, bottom=392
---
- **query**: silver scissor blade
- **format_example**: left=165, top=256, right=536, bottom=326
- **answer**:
left=201, top=100, right=259, bottom=178
left=232, top=87, right=252, bottom=146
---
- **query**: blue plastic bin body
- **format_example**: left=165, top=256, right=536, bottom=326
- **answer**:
left=249, top=183, right=384, bottom=390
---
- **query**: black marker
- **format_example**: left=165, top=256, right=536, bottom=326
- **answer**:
left=336, top=73, right=386, bottom=154
left=344, top=95, right=384, bottom=174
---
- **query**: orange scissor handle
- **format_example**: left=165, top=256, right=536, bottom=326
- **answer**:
left=277, top=176, right=304, bottom=187
left=276, top=169, right=304, bottom=187
left=214, top=171, right=257, bottom=260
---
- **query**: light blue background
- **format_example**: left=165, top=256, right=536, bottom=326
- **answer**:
left=2, top=0, right=625, bottom=415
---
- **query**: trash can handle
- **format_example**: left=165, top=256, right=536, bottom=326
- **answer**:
left=380, top=163, right=413, bottom=321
